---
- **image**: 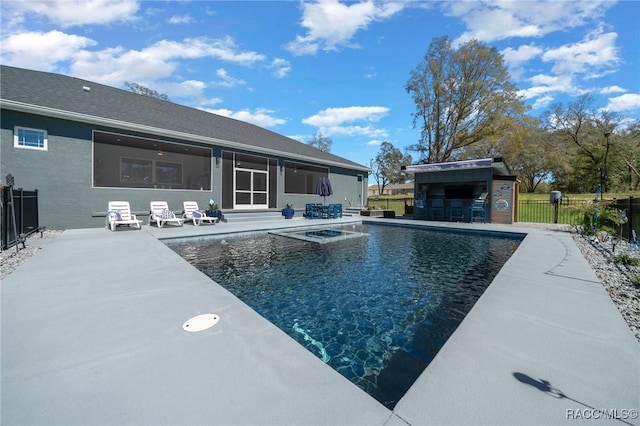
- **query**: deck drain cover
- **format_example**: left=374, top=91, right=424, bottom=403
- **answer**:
left=183, top=314, right=219, bottom=332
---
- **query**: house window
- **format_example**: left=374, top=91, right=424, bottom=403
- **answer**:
left=120, top=158, right=153, bottom=184
left=93, top=132, right=211, bottom=190
left=119, top=158, right=183, bottom=187
left=156, top=161, right=183, bottom=185
left=284, top=161, right=328, bottom=194
left=14, top=127, right=47, bottom=150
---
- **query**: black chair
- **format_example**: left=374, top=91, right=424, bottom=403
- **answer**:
left=303, top=203, right=314, bottom=218
left=430, top=199, right=445, bottom=220
left=327, top=204, right=336, bottom=219
left=450, top=199, right=465, bottom=222
left=334, top=204, right=343, bottom=218
left=470, top=199, right=486, bottom=223
left=312, top=204, right=322, bottom=219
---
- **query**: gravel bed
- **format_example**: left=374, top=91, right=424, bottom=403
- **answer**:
left=571, top=232, right=640, bottom=342
left=1, top=228, right=638, bottom=341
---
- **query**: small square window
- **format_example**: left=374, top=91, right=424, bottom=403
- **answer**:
left=14, top=127, right=48, bottom=150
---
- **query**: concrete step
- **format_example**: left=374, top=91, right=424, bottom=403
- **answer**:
left=221, top=206, right=363, bottom=222
left=345, top=207, right=365, bottom=215
left=221, top=211, right=286, bottom=223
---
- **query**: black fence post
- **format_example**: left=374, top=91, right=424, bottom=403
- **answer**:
left=17, top=188, right=23, bottom=237
left=1, top=186, right=6, bottom=250
left=629, top=196, right=634, bottom=243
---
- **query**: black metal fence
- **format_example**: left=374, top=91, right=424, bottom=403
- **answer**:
left=516, top=196, right=638, bottom=241
left=1, top=187, right=40, bottom=250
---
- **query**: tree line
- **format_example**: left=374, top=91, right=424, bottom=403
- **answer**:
left=372, top=36, right=639, bottom=195
left=123, top=38, right=639, bottom=196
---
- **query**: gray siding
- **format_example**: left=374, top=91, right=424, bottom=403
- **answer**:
left=1, top=110, right=367, bottom=229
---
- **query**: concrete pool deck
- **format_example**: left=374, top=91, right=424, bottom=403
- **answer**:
left=2, top=217, right=638, bottom=425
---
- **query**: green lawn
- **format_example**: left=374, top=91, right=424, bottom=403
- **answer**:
left=367, top=192, right=639, bottom=224
left=517, top=192, right=639, bottom=202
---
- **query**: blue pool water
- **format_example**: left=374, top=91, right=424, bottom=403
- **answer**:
left=168, top=223, right=522, bottom=408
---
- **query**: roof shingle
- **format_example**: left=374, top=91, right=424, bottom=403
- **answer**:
left=0, top=65, right=368, bottom=171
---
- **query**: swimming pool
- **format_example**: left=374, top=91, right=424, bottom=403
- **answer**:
left=168, top=223, right=522, bottom=408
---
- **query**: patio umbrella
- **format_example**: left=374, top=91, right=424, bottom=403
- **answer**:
left=316, top=177, right=333, bottom=205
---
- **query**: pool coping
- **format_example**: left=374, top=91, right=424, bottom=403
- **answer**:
left=2, top=217, right=638, bottom=425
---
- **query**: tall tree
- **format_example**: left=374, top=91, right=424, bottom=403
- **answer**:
left=506, top=128, right=556, bottom=193
left=124, top=82, right=170, bottom=101
left=612, top=120, right=640, bottom=191
left=306, top=131, right=332, bottom=152
left=405, top=36, right=525, bottom=163
left=463, top=116, right=556, bottom=193
left=370, top=141, right=412, bottom=196
left=544, top=94, right=623, bottom=192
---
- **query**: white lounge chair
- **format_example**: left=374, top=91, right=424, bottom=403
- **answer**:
left=106, top=201, right=142, bottom=231
left=149, top=201, right=185, bottom=228
left=183, top=201, right=219, bottom=226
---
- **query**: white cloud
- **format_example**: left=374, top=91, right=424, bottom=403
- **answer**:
left=0, top=30, right=266, bottom=86
left=302, top=106, right=389, bottom=127
left=600, top=86, right=626, bottom=94
left=302, top=106, right=390, bottom=139
left=530, top=95, right=555, bottom=110
left=501, top=43, right=544, bottom=80
left=205, top=108, right=286, bottom=128
left=285, top=0, right=404, bottom=55
left=366, top=139, right=384, bottom=146
left=142, top=36, right=265, bottom=66
left=501, top=44, right=543, bottom=68
left=517, top=73, right=577, bottom=109
left=286, top=134, right=307, bottom=143
left=269, top=58, right=292, bottom=78
left=66, top=36, right=264, bottom=85
left=542, top=29, right=620, bottom=78
left=444, top=0, right=611, bottom=44
left=71, top=46, right=177, bottom=85
left=211, top=68, right=246, bottom=88
left=167, top=15, right=194, bottom=25
left=605, top=93, right=640, bottom=113
left=323, top=125, right=389, bottom=138
left=0, top=30, right=96, bottom=71
left=149, top=80, right=223, bottom=109
left=199, top=97, right=224, bottom=108
left=529, top=74, right=565, bottom=86
left=153, top=79, right=209, bottom=100
left=2, top=0, right=139, bottom=28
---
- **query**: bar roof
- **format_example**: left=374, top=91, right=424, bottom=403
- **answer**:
left=405, top=158, right=510, bottom=176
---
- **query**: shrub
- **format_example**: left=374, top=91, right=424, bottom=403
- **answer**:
left=571, top=202, right=623, bottom=236
left=611, top=252, right=640, bottom=267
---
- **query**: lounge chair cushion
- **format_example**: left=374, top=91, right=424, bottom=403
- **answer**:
left=160, top=209, right=175, bottom=219
left=107, top=210, right=122, bottom=221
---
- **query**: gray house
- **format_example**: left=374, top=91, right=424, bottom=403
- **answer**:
left=0, top=65, right=369, bottom=229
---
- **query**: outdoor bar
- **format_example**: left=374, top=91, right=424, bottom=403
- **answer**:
left=405, top=158, right=520, bottom=224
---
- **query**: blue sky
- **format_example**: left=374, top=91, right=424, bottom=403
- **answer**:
left=1, top=0, right=639, bottom=168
